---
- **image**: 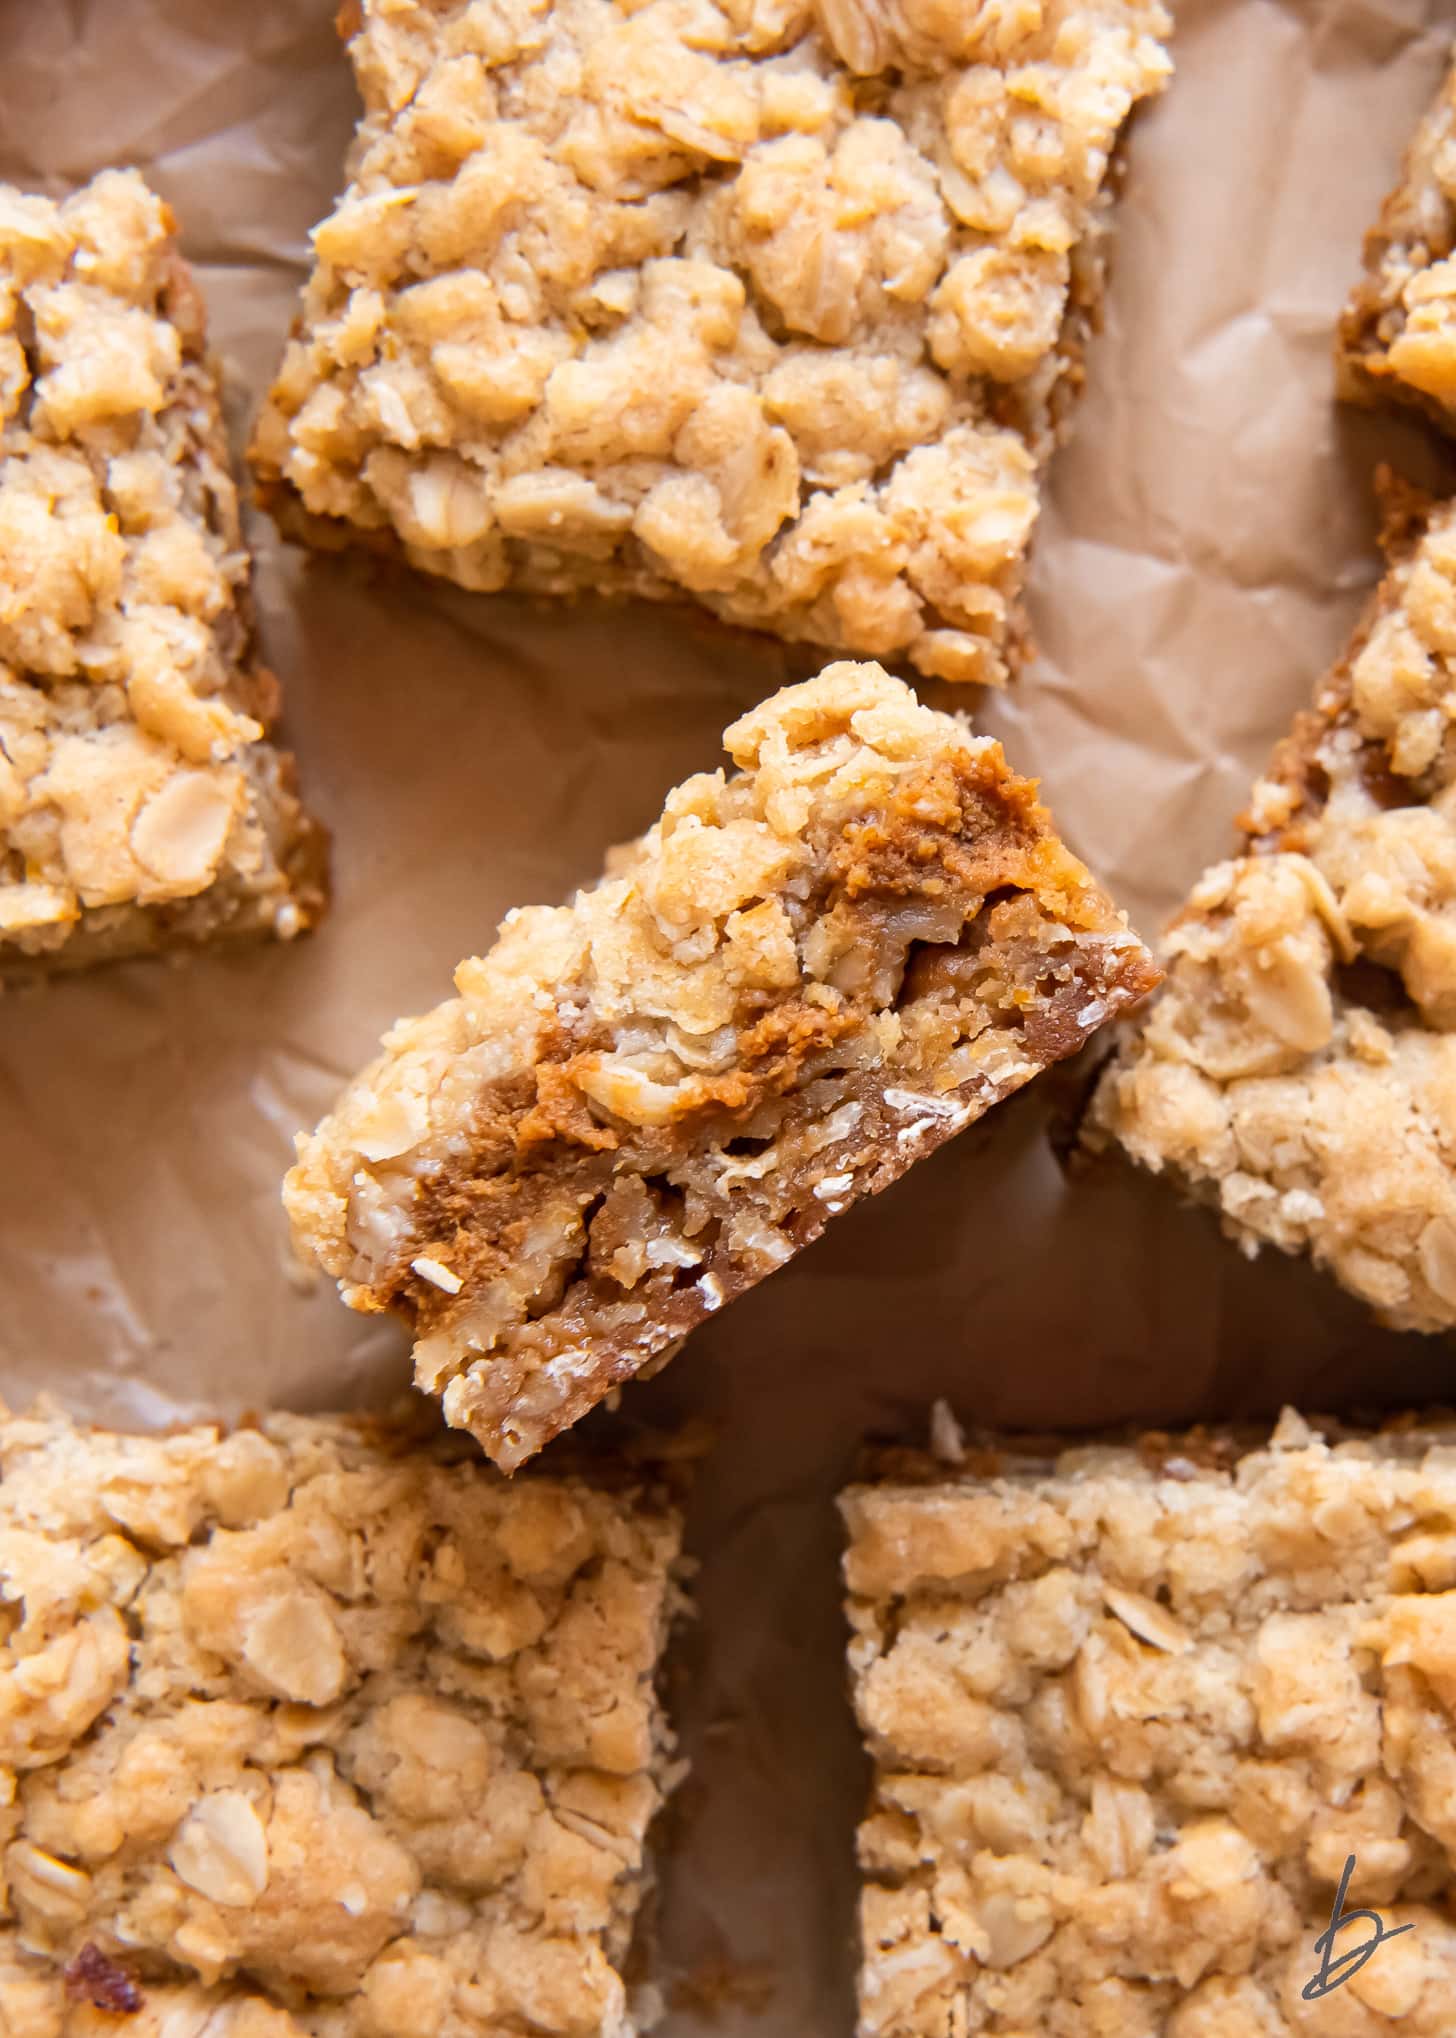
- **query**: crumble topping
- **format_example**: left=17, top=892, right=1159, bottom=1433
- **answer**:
left=287, top=660, right=1157, bottom=1468
left=843, top=1412, right=1456, bottom=2037
left=253, top=0, right=1171, bottom=684
left=1092, top=491, right=1456, bottom=1332
left=0, top=169, right=325, bottom=970
left=0, top=1404, right=683, bottom=2036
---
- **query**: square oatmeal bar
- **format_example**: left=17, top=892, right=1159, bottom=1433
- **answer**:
left=0, top=1402, right=684, bottom=2037
left=1338, top=49, right=1456, bottom=431
left=1090, top=483, right=1456, bottom=1334
left=0, top=170, right=326, bottom=975
left=252, top=0, right=1171, bottom=686
left=842, top=1410, right=1456, bottom=2038
left=285, top=661, right=1158, bottom=1471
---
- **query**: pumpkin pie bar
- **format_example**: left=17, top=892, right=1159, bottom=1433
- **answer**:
left=0, top=169, right=326, bottom=975
left=0, top=1401, right=684, bottom=2037
left=1091, top=485, right=1456, bottom=1333
left=251, top=0, right=1172, bottom=687
left=842, top=1408, right=1456, bottom=2038
left=285, top=661, right=1159, bottom=1471
left=1338, top=48, right=1456, bottom=429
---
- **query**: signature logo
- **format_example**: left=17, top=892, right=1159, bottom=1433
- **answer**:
left=1301, top=1854, right=1414, bottom=2001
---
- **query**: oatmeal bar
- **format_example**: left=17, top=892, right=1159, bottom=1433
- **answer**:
left=250, top=0, right=1172, bottom=687
left=1338, top=49, right=1456, bottom=431
left=286, top=661, right=1159, bottom=1471
left=0, top=1402, right=684, bottom=2037
left=1090, top=484, right=1456, bottom=1333
left=843, top=1408, right=1456, bottom=2038
left=0, top=169, right=326, bottom=974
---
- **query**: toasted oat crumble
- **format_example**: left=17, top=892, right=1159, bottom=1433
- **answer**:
left=1338, top=50, right=1456, bottom=430
left=0, top=169, right=325, bottom=973
left=842, top=1410, right=1456, bottom=2038
left=1091, top=487, right=1456, bottom=1333
left=0, top=1403, right=683, bottom=2036
left=252, top=0, right=1171, bottom=685
left=286, top=661, right=1157, bottom=1470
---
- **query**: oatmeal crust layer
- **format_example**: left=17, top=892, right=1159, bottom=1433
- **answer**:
left=1337, top=52, right=1456, bottom=432
left=0, top=169, right=327, bottom=975
left=843, top=1408, right=1456, bottom=2038
left=0, top=1402, right=684, bottom=2038
left=1091, top=482, right=1456, bottom=1333
left=286, top=661, right=1158, bottom=1471
left=252, top=0, right=1171, bottom=686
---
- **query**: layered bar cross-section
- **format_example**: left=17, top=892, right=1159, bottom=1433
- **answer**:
left=286, top=662, right=1158, bottom=1469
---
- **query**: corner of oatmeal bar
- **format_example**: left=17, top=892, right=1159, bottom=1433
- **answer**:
left=0, top=167, right=327, bottom=976
left=251, top=0, right=1172, bottom=685
left=1337, top=48, right=1456, bottom=431
left=841, top=1408, right=1456, bottom=2038
left=286, top=660, right=1159, bottom=1471
left=0, top=1400, right=685, bottom=2037
left=1090, top=486, right=1456, bottom=1333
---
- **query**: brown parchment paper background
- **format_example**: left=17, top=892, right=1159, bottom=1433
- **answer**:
left=4, top=0, right=1456, bottom=2026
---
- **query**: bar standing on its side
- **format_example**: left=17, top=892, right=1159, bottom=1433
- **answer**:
left=287, top=662, right=1159, bottom=1471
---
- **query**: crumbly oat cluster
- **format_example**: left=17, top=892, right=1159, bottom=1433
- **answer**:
left=1091, top=489, right=1456, bottom=1332
left=0, top=169, right=325, bottom=973
left=252, top=0, right=1171, bottom=685
left=0, top=1403, right=683, bottom=2037
left=843, top=1410, right=1456, bottom=2038
left=1338, top=52, right=1456, bottom=429
left=286, top=662, right=1157, bottom=1470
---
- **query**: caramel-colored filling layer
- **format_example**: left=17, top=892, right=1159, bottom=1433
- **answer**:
left=384, top=866, right=1154, bottom=1469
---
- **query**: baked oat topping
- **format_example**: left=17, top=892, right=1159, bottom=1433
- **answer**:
left=1091, top=486, right=1456, bottom=1333
left=286, top=660, right=1158, bottom=1470
left=1338, top=51, right=1456, bottom=430
left=842, top=1410, right=1456, bottom=2038
left=0, top=1403, right=684, bottom=2037
left=0, top=169, right=326, bottom=973
left=252, top=0, right=1172, bottom=685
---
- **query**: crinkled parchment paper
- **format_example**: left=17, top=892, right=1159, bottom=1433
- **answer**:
left=2, top=0, right=1455, bottom=2027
